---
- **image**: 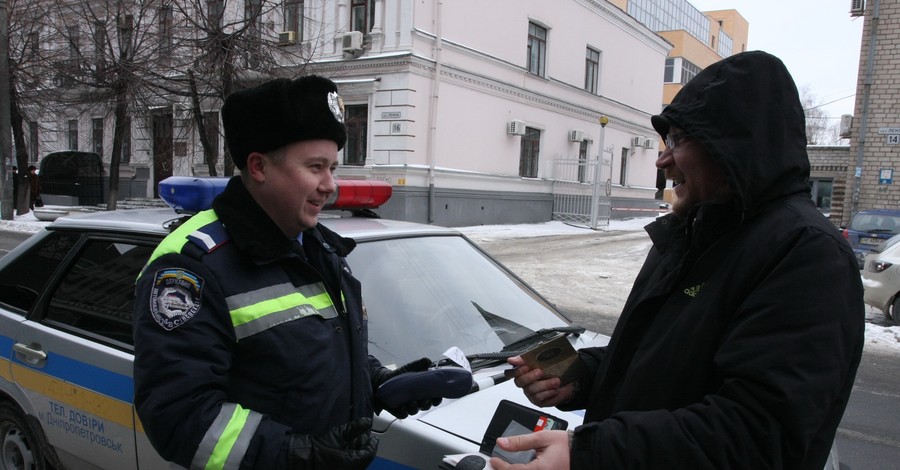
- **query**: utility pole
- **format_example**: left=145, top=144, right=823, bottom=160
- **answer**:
left=589, top=115, right=609, bottom=230
left=0, top=0, right=11, bottom=220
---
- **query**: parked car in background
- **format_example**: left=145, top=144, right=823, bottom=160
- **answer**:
left=842, top=209, right=900, bottom=269
left=861, top=233, right=900, bottom=325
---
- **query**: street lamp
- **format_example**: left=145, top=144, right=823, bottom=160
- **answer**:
left=589, top=115, right=609, bottom=230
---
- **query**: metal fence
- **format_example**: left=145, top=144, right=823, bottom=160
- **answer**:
left=551, top=156, right=611, bottom=228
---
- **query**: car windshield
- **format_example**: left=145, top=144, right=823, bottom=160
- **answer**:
left=849, top=213, right=900, bottom=233
left=349, top=235, right=569, bottom=368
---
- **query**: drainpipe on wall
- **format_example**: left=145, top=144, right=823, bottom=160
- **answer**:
left=426, top=0, right=443, bottom=223
left=851, top=0, right=880, bottom=220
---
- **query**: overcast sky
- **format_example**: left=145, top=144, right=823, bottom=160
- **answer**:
left=688, top=0, right=865, bottom=121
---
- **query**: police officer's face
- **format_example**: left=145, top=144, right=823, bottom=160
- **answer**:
left=655, top=128, right=730, bottom=217
left=255, top=139, right=338, bottom=237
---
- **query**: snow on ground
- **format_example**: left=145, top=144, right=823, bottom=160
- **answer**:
left=2, top=211, right=897, bottom=355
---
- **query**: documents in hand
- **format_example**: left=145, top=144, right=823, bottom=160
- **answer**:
left=518, top=333, right=585, bottom=386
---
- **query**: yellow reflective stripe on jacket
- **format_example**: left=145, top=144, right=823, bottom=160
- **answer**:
left=137, top=209, right=220, bottom=280
left=192, top=403, right=262, bottom=470
left=227, top=282, right=341, bottom=340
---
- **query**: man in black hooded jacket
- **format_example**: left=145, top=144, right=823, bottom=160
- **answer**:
left=493, top=51, right=864, bottom=469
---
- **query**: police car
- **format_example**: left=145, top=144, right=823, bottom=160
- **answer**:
left=0, top=177, right=608, bottom=469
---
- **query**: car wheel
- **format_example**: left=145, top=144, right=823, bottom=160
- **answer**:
left=891, top=297, right=900, bottom=326
left=0, top=403, right=49, bottom=470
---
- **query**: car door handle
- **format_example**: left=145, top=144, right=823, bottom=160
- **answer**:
left=13, top=342, right=48, bottom=366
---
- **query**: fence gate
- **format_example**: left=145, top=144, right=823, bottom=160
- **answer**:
left=551, top=156, right=611, bottom=228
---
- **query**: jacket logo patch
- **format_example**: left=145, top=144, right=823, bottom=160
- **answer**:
left=684, top=282, right=704, bottom=298
left=150, top=269, right=204, bottom=330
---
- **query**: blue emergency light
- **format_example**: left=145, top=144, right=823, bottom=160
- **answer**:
left=158, top=176, right=393, bottom=214
left=159, top=177, right=230, bottom=214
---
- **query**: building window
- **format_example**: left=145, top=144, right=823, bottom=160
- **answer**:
left=158, top=6, right=173, bottom=58
left=92, top=118, right=103, bottom=156
left=350, top=0, right=374, bottom=33
left=120, top=116, right=132, bottom=164
left=519, top=127, right=541, bottom=178
left=28, top=121, right=38, bottom=161
left=680, top=59, right=700, bottom=85
left=809, top=178, right=833, bottom=211
left=663, top=57, right=675, bottom=83
left=585, top=47, right=600, bottom=94
left=245, top=0, right=262, bottom=38
left=207, top=0, right=224, bottom=28
left=67, top=25, right=80, bottom=61
left=527, top=22, right=547, bottom=77
left=344, top=105, right=368, bottom=166
left=202, top=112, right=218, bottom=167
left=284, top=0, right=304, bottom=40
left=67, top=119, right=78, bottom=150
left=93, top=22, right=106, bottom=70
left=627, top=0, right=710, bottom=48
left=619, top=148, right=628, bottom=185
left=577, top=140, right=589, bottom=183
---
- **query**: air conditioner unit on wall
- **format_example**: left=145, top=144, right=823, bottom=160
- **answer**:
left=643, top=138, right=655, bottom=149
left=631, top=136, right=644, bottom=148
left=342, top=31, right=364, bottom=53
left=278, top=31, right=297, bottom=45
left=507, top=120, right=526, bottom=135
left=850, top=0, right=865, bottom=16
left=568, top=129, right=584, bottom=142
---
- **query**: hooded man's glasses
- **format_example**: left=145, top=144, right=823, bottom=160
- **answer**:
left=665, top=132, right=690, bottom=150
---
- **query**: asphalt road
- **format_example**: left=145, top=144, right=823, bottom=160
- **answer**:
left=1, top=228, right=898, bottom=468
left=475, top=231, right=900, bottom=470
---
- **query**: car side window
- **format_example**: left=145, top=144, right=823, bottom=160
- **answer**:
left=0, top=231, right=80, bottom=313
left=44, top=239, right=154, bottom=347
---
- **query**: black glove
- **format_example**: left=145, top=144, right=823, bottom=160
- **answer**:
left=372, top=357, right=443, bottom=419
left=288, top=417, right=378, bottom=470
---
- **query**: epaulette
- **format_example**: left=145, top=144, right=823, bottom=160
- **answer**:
left=186, top=219, right=231, bottom=254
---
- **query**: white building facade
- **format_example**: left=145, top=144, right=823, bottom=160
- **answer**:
left=29, top=0, right=671, bottom=226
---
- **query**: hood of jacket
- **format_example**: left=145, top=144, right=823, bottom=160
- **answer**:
left=651, top=51, right=811, bottom=213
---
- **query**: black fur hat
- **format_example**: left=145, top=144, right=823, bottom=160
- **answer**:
left=222, top=75, right=347, bottom=169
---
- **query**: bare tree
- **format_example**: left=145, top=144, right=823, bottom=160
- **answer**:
left=171, top=0, right=315, bottom=176
left=800, top=86, right=847, bottom=146
left=7, top=0, right=54, bottom=215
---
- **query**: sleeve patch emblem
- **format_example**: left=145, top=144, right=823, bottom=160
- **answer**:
left=149, top=268, right=204, bottom=330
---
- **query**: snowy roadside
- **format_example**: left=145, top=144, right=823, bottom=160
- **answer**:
left=2, top=211, right=897, bottom=356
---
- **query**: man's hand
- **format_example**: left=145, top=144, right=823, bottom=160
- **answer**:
left=288, top=418, right=378, bottom=470
left=506, top=356, right=576, bottom=407
left=489, top=430, right=570, bottom=470
left=372, top=357, right=443, bottom=419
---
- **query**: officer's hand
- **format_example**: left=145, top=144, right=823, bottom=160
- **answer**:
left=372, top=357, right=443, bottom=419
left=289, top=418, right=378, bottom=470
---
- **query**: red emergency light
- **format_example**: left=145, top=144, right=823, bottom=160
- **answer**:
left=325, top=179, right=393, bottom=210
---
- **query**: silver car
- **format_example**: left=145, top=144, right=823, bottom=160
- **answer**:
left=861, top=233, right=900, bottom=325
left=0, top=179, right=606, bottom=469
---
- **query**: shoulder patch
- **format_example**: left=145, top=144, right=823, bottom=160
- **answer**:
left=149, top=268, right=204, bottom=330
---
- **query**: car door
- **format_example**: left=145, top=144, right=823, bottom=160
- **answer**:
left=7, top=232, right=167, bottom=469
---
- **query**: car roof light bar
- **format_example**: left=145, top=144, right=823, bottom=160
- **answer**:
left=159, top=176, right=392, bottom=214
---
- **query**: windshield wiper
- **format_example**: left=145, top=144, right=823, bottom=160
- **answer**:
left=501, top=325, right=585, bottom=353
left=452, top=326, right=585, bottom=371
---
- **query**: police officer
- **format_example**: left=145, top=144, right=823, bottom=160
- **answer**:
left=133, top=75, right=438, bottom=470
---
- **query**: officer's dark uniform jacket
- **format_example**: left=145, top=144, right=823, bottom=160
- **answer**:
left=562, top=52, right=865, bottom=469
left=133, top=176, right=379, bottom=469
